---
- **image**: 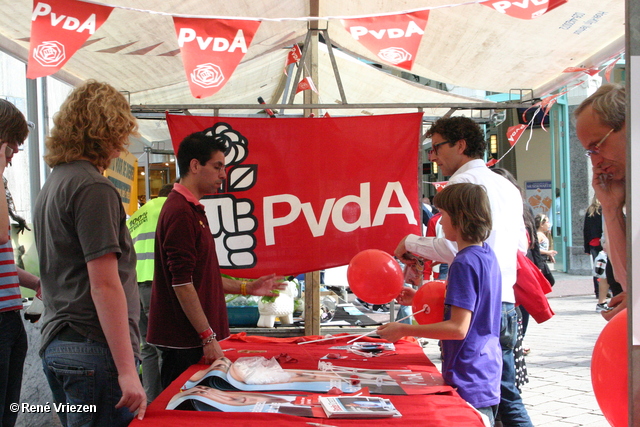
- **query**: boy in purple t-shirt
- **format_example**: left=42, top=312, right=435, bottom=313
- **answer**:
left=378, top=183, right=502, bottom=425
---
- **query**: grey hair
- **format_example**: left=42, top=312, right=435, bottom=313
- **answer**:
left=574, top=84, right=625, bottom=132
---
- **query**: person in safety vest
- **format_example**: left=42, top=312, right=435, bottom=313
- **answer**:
left=127, top=182, right=173, bottom=403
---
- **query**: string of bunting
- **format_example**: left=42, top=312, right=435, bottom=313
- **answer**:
left=484, top=50, right=624, bottom=168
left=27, top=0, right=567, bottom=98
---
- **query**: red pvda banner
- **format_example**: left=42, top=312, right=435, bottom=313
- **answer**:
left=166, top=113, right=423, bottom=278
left=27, top=0, right=113, bottom=79
left=341, top=10, right=430, bottom=71
left=173, top=17, right=260, bottom=99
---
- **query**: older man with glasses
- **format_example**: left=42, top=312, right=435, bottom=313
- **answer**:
left=574, top=83, right=627, bottom=321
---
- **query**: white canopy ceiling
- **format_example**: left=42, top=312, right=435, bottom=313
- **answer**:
left=0, top=0, right=626, bottom=143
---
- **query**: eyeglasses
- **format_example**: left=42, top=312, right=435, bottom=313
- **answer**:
left=429, top=140, right=452, bottom=156
left=584, top=129, right=613, bottom=158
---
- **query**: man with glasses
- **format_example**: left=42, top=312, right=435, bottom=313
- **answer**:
left=395, top=116, right=532, bottom=426
left=575, top=83, right=627, bottom=321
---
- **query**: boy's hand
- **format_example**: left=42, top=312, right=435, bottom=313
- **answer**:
left=377, top=322, right=406, bottom=343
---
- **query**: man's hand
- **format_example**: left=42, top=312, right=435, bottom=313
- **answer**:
left=592, top=165, right=625, bottom=212
left=394, top=236, right=416, bottom=265
left=602, top=292, right=627, bottom=322
left=395, top=287, right=416, bottom=306
left=249, top=274, right=286, bottom=296
left=115, top=371, right=147, bottom=420
left=202, top=339, right=224, bottom=365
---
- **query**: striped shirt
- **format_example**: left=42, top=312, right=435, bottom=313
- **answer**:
left=0, top=236, right=21, bottom=312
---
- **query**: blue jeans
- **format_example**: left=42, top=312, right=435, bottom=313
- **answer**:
left=0, top=310, right=27, bottom=427
left=42, top=334, right=134, bottom=427
left=497, top=303, right=533, bottom=427
left=477, top=404, right=498, bottom=426
left=397, top=284, right=413, bottom=324
left=438, top=263, right=449, bottom=280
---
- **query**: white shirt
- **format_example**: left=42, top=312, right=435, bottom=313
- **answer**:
left=405, top=159, right=528, bottom=303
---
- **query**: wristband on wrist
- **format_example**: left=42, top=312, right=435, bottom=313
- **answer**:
left=202, top=333, right=217, bottom=346
left=199, top=327, right=214, bottom=340
left=241, top=280, right=248, bottom=296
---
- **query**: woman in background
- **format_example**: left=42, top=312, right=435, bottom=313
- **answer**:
left=535, top=214, right=557, bottom=263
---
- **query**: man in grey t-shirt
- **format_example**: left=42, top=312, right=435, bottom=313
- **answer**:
left=33, top=81, right=146, bottom=426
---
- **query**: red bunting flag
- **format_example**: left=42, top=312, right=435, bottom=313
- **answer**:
left=483, top=0, right=567, bottom=19
left=506, top=124, right=528, bottom=146
left=485, top=158, right=499, bottom=168
left=173, top=17, right=260, bottom=99
left=563, top=66, right=600, bottom=76
left=27, top=0, right=113, bottom=79
left=604, top=57, right=621, bottom=82
left=295, top=76, right=317, bottom=94
left=284, top=44, right=302, bottom=75
left=341, top=10, right=430, bottom=71
left=285, top=44, right=302, bottom=67
left=431, top=181, right=448, bottom=192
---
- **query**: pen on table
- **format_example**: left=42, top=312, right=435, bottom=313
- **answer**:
left=307, top=423, right=339, bottom=427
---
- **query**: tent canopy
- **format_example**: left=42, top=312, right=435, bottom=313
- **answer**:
left=0, top=0, right=625, bottom=143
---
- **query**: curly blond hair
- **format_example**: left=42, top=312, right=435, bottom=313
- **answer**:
left=45, top=80, right=139, bottom=170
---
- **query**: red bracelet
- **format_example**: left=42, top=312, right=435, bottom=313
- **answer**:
left=199, top=327, right=214, bottom=340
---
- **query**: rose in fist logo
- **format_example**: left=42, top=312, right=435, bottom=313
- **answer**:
left=191, top=63, right=225, bottom=88
left=33, top=41, right=66, bottom=67
left=377, top=47, right=412, bottom=65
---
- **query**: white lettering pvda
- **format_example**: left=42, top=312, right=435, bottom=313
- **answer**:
left=263, top=182, right=416, bottom=246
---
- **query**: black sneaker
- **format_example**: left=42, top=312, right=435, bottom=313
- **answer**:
left=355, top=298, right=372, bottom=311
left=373, top=304, right=390, bottom=313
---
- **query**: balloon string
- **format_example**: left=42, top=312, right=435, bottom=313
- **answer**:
left=346, top=306, right=427, bottom=344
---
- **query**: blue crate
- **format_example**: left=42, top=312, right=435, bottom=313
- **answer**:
left=227, top=306, right=260, bottom=327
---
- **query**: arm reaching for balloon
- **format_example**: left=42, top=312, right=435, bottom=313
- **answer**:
left=377, top=306, right=471, bottom=343
left=395, top=235, right=457, bottom=266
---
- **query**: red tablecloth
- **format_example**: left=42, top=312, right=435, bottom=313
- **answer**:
left=130, top=333, right=485, bottom=426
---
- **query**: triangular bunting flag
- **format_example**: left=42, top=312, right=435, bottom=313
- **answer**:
left=341, top=10, right=429, bottom=71
left=563, top=66, right=600, bottom=76
left=295, top=77, right=317, bottom=94
left=27, top=0, right=114, bottom=79
left=483, top=0, right=567, bottom=19
left=604, top=57, right=621, bottom=82
left=507, top=124, right=528, bottom=147
left=173, top=17, right=260, bottom=99
left=431, top=181, right=448, bottom=192
left=285, top=44, right=302, bottom=68
left=284, top=44, right=302, bottom=75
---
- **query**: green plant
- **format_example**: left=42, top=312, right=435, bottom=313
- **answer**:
left=261, top=289, right=280, bottom=303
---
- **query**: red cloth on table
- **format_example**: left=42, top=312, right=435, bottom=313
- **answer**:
left=130, top=335, right=485, bottom=427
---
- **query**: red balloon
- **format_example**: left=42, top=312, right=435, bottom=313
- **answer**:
left=347, top=249, right=404, bottom=305
left=591, top=308, right=628, bottom=427
left=412, top=280, right=446, bottom=325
